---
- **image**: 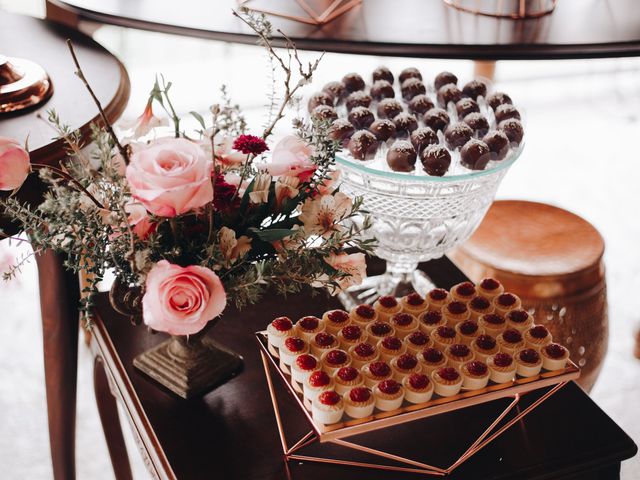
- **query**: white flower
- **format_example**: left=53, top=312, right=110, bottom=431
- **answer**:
left=201, top=133, right=249, bottom=170
left=120, top=102, right=168, bottom=139
left=298, top=192, right=352, bottom=238
left=218, top=227, right=252, bottom=266
left=249, top=173, right=272, bottom=204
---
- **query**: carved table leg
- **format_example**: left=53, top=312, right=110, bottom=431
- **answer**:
left=94, top=356, right=133, bottom=480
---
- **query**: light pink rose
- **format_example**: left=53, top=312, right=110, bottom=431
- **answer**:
left=126, top=137, right=213, bottom=217
left=125, top=202, right=156, bottom=240
left=0, top=137, right=30, bottom=191
left=142, top=260, right=226, bottom=335
left=266, top=135, right=316, bottom=183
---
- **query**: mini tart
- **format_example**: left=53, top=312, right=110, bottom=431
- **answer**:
left=390, top=312, right=419, bottom=339
left=338, top=324, right=367, bottom=349
left=378, top=335, right=407, bottom=362
left=506, top=309, right=534, bottom=332
left=493, top=292, right=522, bottom=316
left=291, top=354, right=320, bottom=384
left=431, top=367, right=463, bottom=397
left=362, top=360, right=393, bottom=388
left=471, top=334, right=499, bottom=362
left=442, top=301, right=470, bottom=326
left=322, top=309, right=352, bottom=335
left=405, top=331, right=433, bottom=355
left=496, top=329, right=525, bottom=354
left=541, top=343, right=569, bottom=371
left=418, top=310, right=447, bottom=335
left=402, top=373, right=434, bottom=404
left=349, top=304, right=378, bottom=327
left=267, top=316, right=294, bottom=350
left=312, top=390, right=344, bottom=425
left=303, top=370, right=335, bottom=403
left=450, top=281, right=477, bottom=303
left=310, top=332, right=339, bottom=356
left=524, top=325, right=553, bottom=351
left=515, top=348, right=543, bottom=377
left=280, top=336, right=309, bottom=366
left=461, top=361, right=490, bottom=390
left=374, top=379, right=405, bottom=411
left=348, top=342, right=379, bottom=369
left=401, top=292, right=429, bottom=317
left=418, top=347, right=447, bottom=375
left=455, top=320, right=483, bottom=345
left=373, top=295, right=402, bottom=321
left=468, top=296, right=494, bottom=321
left=334, top=366, right=364, bottom=395
left=445, top=344, right=475, bottom=369
left=430, top=325, right=461, bottom=349
left=426, top=288, right=451, bottom=312
left=477, top=278, right=504, bottom=300
left=366, top=321, right=396, bottom=341
left=478, top=313, right=507, bottom=337
left=343, top=387, right=375, bottom=419
left=295, top=316, right=325, bottom=342
left=487, top=353, right=516, bottom=383
left=390, top=353, right=421, bottom=381
left=321, top=348, right=352, bottom=375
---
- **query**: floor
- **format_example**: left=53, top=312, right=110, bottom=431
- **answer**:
left=0, top=1, right=639, bottom=479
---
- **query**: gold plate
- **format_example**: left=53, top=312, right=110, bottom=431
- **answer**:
left=0, top=55, right=53, bottom=113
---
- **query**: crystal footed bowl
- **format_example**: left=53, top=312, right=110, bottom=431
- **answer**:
left=335, top=145, right=523, bottom=308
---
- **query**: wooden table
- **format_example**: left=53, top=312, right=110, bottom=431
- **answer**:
left=90, top=257, right=637, bottom=480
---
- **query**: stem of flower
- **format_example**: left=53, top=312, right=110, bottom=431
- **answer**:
left=31, top=163, right=105, bottom=209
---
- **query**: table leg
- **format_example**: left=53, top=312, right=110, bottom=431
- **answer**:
left=94, top=356, right=133, bottom=480
left=473, top=60, right=496, bottom=81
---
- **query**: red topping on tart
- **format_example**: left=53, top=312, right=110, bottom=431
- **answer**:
left=493, top=353, right=513, bottom=367
left=475, top=334, right=497, bottom=350
left=378, top=379, right=401, bottom=395
left=309, top=370, right=331, bottom=387
left=455, top=282, right=476, bottom=297
left=465, top=361, right=488, bottom=376
left=314, top=332, right=336, bottom=347
left=497, top=293, right=517, bottom=307
left=408, top=373, right=430, bottom=390
left=428, top=288, right=448, bottom=301
left=449, top=344, right=471, bottom=358
left=337, top=366, right=359, bottom=382
left=298, top=316, right=320, bottom=330
left=378, top=295, right=398, bottom=309
left=507, top=309, right=529, bottom=323
left=519, top=348, right=540, bottom=364
left=459, top=320, right=479, bottom=335
left=272, top=317, right=293, bottom=331
left=446, top=301, right=468, bottom=315
left=437, top=367, right=460, bottom=381
left=325, top=349, right=348, bottom=365
left=341, top=325, right=362, bottom=341
left=381, top=336, right=403, bottom=351
left=370, top=322, right=393, bottom=337
left=392, top=313, right=414, bottom=326
left=368, top=361, right=391, bottom=377
left=355, top=304, right=376, bottom=319
left=396, top=353, right=418, bottom=370
left=328, top=310, right=350, bottom=323
left=354, top=342, right=376, bottom=357
left=502, top=329, right=522, bottom=344
left=480, top=278, right=500, bottom=291
left=296, top=354, right=317, bottom=370
left=407, top=331, right=429, bottom=346
left=318, top=390, right=341, bottom=406
left=349, top=387, right=371, bottom=403
left=422, top=347, right=444, bottom=363
left=421, top=311, right=443, bottom=325
left=406, top=292, right=425, bottom=306
left=436, top=326, right=456, bottom=339
left=544, top=343, right=567, bottom=359
left=483, top=313, right=505, bottom=325
left=284, top=337, right=305, bottom=352
left=470, top=296, right=491, bottom=311
left=529, top=325, right=549, bottom=339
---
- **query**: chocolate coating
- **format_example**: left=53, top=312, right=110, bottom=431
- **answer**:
left=408, top=94, right=435, bottom=115
left=399, top=67, right=422, bottom=84
left=372, top=66, right=394, bottom=84
left=444, top=123, right=473, bottom=150
left=329, top=118, right=355, bottom=146
left=392, top=112, right=419, bottom=134
left=498, top=118, right=524, bottom=145
left=401, top=77, right=426, bottom=100
left=410, top=127, right=438, bottom=153
left=311, top=105, right=338, bottom=121
left=348, top=130, right=378, bottom=160
left=463, top=112, right=490, bottom=137
left=377, top=98, right=403, bottom=119
left=370, top=80, right=395, bottom=101
left=421, top=145, right=451, bottom=177
left=437, top=83, right=463, bottom=107
left=342, top=72, right=365, bottom=92
left=494, top=104, right=521, bottom=123
left=369, top=119, right=397, bottom=141
left=434, top=71, right=458, bottom=91
left=345, top=91, right=372, bottom=111
left=386, top=140, right=417, bottom=172
left=322, top=81, right=346, bottom=102
left=455, top=98, right=480, bottom=119
left=460, top=139, right=491, bottom=170
left=423, top=108, right=450, bottom=132
left=487, top=92, right=513, bottom=111
left=307, top=92, right=333, bottom=112
left=483, top=130, right=510, bottom=160
left=348, top=106, right=375, bottom=129
left=462, top=80, right=487, bottom=100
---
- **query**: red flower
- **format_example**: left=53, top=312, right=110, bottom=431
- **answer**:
left=213, top=174, right=240, bottom=213
left=232, top=134, right=269, bottom=156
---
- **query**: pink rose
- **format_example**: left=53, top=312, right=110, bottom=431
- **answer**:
left=0, top=137, right=30, bottom=191
left=142, top=260, right=226, bottom=335
left=266, top=135, right=316, bottom=183
left=126, top=137, right=213, bottom=217
left=125, top=202, right=156, bottom=240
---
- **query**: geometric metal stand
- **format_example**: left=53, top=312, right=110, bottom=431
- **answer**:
left=443, top=0, right=558, bottom=19
left=238, top=0, right=362, bottom=26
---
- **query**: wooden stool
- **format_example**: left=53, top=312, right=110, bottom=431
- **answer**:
left=451, top=200, right=607, bottom=391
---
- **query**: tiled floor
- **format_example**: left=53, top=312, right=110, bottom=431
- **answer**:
left=1, top=2, right=639, bottom=478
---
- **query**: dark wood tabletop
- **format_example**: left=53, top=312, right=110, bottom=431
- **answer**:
left=90, top=257, right=637, bottom=480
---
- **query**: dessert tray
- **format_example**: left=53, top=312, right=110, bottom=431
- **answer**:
left=256, top=279, right=580, bottom=476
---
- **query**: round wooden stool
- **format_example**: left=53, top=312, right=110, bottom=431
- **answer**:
left=451, top=200, right=607, bottom=391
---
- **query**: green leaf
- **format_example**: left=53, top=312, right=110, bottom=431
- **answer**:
left=189, top=111, right=206, bottom=130
left=248, top=228, right=295, bottom=242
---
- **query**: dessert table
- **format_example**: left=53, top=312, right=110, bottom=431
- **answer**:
left=90, top=256, right=637, bottom=480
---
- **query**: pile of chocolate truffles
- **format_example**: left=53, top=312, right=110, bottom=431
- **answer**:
left=308, top=67, right=524, bottom=176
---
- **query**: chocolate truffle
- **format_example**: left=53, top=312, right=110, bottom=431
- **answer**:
left=463, top=112, right=490, bottom=137
left=377, top=98, right=403, bottom=119
left=329, top=118, right=355, bottom=146
left=342, top=72, right=365, bottom=92
left=348, top=106, right=375, bottom=129
left=386, top=140, right=417, bottom=172
left=437, top=83, right=463, bottom=107
left=410, top=127, right=438, bottom=153
left=373, top=66, right=394, bottom=84
left=399, top=67, right=422, bottom=84
left=434, top=71, right=458, bottom=91
left=308, top=92, right=334, bottom=112
left=460, top=139, right=491, bottom=170
left=483, top=130, right=510, bottom=160
left=322, top=81, right=346, bottom=102
left=456, top=98, right=480, bottom=119
left=423, top=108, right=450, bottom=132
left=494, top=104, right=521, bottom=123
left=421, top=145, right=451, bottom=177
left=401, top=78, right=426, bottom=100
left=348, top=130, right=378, bottom=160
left=392, top=112, right=419, bottom=134
left=408, top=94, right=435, bottom=115
left=444, top=123, right=473, bottom=150
left=498, top=119, right=524, bottom=145
left=369, top=119, right=397, bottom=141
left=462, top=80, right=487, bottom=100
left=486, top=92, right=513, bottom=111
left=370, top=80, right=395, bottom=100
left=311, top=105, right=338, bottom=121
left=345, top=91, right=372, bottom=111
